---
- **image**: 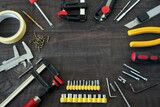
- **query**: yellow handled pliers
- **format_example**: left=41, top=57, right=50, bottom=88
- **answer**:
left=128, top=27, right=160, bottom=47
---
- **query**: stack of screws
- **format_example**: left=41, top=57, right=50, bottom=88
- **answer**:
left=66, top=80, right=100, bottom=91
left=29, top=33, right=45, bottom=53
left=60, top=93, right=107, bottom=103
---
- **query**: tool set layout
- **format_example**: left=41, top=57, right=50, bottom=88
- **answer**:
left=0, top=0, right=160, bottom=107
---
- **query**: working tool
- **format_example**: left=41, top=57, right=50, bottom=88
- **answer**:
left=116, top=0, right=141, bottom=22
left=28, top=0, right=54, bottom=28
left=0, top=41, right=33, bottom=72
left=18, top=66, right=33, bottom=79
left=128, top=27, right=160, bottom=47
left=118, top=76, right=126, bottom=84
left=130, top=71, right=148, bottom=81
left=58, top=0, right=87, bottom=21
left=35, top=58, right=43, bottom=65
left=122, top=71, right=140, bottom=81
left=94, top=0, right=116, bottom=21
left=0, top=59, right=63, bottom=107
left=129, top=83, right=159, bottom=94
left=114, top=1, right=131, bottom=20
left=123, top=64, right=140, bottom=74
left=125, top=5, right=160, bottom=29
left=106, top=78, right=117, bottom=98
left=0, top=10, right=26, bottom=44
left=60, top=93, right=107, bottom=103
left=114, top=81, right=131, bottom=107
left=22, top=11, right=44, bottom=30
left=109, top=83, right=116, bottom=92
left=131, top=52, right=160, bottom=63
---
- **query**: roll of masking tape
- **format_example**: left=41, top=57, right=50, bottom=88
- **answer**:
left=0, top=10, right=26, bottom=44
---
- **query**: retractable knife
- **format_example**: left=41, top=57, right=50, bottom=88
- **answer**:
left=94, top=0, right=117, bottom=21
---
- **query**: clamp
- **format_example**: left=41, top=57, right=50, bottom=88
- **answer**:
left=128, top=27, right=160, bottom=47
left=58, top=0, right=87, bottom=21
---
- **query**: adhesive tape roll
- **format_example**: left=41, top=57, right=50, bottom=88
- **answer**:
left=0, top=10, right=26, bottom=44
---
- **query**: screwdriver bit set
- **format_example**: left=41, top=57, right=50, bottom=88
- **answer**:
left=60, top=93, right=107, bottom=103
left=66, top=80, right=100, bottom=91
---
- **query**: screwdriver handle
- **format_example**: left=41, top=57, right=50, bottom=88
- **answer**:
left=24, top=96, right=41, bottom=107
left=29, top=0, right=37, bottom=4
left=131, top=52, right=160, bottom=63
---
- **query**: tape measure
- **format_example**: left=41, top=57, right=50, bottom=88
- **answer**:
left=0, top=10, right=26, bottom=44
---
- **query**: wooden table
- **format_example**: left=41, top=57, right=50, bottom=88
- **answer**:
left=0, top=0, right=160, bottom=107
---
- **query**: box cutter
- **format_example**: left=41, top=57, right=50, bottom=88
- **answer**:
left=0, top=41, right=33, bottom=72
left=94, top=0, right=116, bottom=21
left=125, top=5, right=160, bottom=29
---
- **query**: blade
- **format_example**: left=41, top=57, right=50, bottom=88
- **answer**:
left=124, top=18, right=140, bottom=29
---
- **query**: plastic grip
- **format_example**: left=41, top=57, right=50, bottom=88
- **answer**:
left=29, top=0, right=37, bottom=4
left=24, top=99, right=38, bottom=107
left=54, top=76, right=64, bottom=85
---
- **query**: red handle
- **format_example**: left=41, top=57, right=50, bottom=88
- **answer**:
left=55, top=76, right=64, bottom=85
left=131, top=52, right=159, bottom=63
left=24, top=98, right=38, bottom=107
left=29, top=0, right=37, bottom=4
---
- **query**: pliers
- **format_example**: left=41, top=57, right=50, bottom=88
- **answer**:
left=128, top=27, right=160, bottom=47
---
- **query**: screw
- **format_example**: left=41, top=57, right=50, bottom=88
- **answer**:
left=122, top=71, right=140, bottom=81
left=130, top=71, right=148, bottom=81
left=123, top=64, right=140, bottom=74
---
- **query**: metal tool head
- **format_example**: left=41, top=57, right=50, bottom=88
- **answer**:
left=22, top=41, right=33, bottom=64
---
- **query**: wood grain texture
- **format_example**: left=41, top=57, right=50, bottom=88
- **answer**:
left=0, top=0, right=160, bottom=107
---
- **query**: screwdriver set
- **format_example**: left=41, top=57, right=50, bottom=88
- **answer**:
left=60, top=93, right=107, bottom=103
left=66, top=80, right=100, bottom=91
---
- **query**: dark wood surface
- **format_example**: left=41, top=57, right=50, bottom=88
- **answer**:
left=0, top=0, right=160, bottom=107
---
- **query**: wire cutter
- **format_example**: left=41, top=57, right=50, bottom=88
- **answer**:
left=128, top=27, right=160, bottom=47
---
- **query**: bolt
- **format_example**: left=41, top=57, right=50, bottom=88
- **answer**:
left=123, top=64, right=140, bottom=74
left=122, top=71, right=140, bottom=81
left=130, top=71, right=148, bottom=81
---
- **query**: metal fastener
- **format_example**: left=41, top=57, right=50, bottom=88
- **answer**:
left=122, top=71, right=140, bottom=81
left=130, top=71, right=148, bottom=81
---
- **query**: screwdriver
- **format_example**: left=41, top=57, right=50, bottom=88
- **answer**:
left=131, top=52, right=160, bottom=63
left=28, top=0, right=54, bottom=28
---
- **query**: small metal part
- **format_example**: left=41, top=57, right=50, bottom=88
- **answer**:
left=85, top=80, right=88, bottom=86
left=70, top=81, right=73, bottom=86
left=35, top=58, right=43, bottom=65
left=83, top=80, right=85, bottom=86
left=76, top=80, right=78, bottom=85
left=91, top=81, right=94, bottom=86
left=118, top=76, right=127, bottom=84
left=94, top=80, right=97, bottom=86
left=93, top=94, right=96, bottom=98
left=63, top=94, right=66, bottom=98
left=78, top=94, right=82, bottom=98
left=73, top=94, right=77, bottom=98
left=114, top=1, right=131, bottom=20
left=67, top=80, right=70, bottom=86
left=130, top=71, right=148, bottom=81
left=68, top=93, right=72, bottom=98
left=122, top=71, right=140, bottom=81
left=109, top=83, right=116, bottom=92
left=47, top=36, right=50, bottom=43
left=22, top=11, right=44, bottom=30
left=88, top=94, right=92, bottom=98
left=97, top=80, right=100, bottom=86
left=83, top=94, right=86, bottom=98
left=98, top=94, right=101, bottom=98
left=123, top=64, right=140, bottom=74
left=116, top=0, right=141, bottom=22
left=18, top=66, right=33, bottom=79
left=106, top=78, right=117, bottom=98
left=79, top=80, right=82, bottom=86
left=129, top=83, right=159, bottom=94
left=103, top=94, right=106, bottom=98
left=73, top=80, right=75, bottom=85
left=114, top=81, right=131, bottom=107
left=88, top=80, right=91, bottom=86
left=61, top=94, right=64, bottom=98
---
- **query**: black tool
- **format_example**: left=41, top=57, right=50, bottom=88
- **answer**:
left=94, top=0, right=116, bottom=21
left=129, top=83, right=159, bottom=94
left=131, top=52, right=160, bottom=63
left=58, top=0, right=87, bottom=21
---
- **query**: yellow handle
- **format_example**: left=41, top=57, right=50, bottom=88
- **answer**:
left=130, top=38, right=160, bottom=47
left=128, top=27, right=160, bottom=36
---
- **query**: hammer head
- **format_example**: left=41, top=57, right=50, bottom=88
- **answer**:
left=22, top=41, right=34, bottom=64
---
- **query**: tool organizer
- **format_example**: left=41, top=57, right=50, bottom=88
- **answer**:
left=60, top=94, right=107, bottom=103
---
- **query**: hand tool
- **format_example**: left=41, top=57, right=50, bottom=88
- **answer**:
left=116, top=0, right=141, bottom=22
left=114, top=81, right=131, bottom=107
left=122, top=71, right=140, bottom=81
left=130, top=71, right=148, bottom=81
left=58, top=0, right=87, bottom=21
left=125, top=5, right=160, bottom=29
left=131, top=52, right=160, bottom=63
left=18, top=66, right=33, bottom=79
left=129, top=83, right=159, bottom=94
left=22, top=11, right=44, bottom=30
left=28, top=0, right=54, bottom=28
left=0, top=59, right=63, bottom=107
left=60, top=93, right=107, bottom=103
left=0, top=41, right=33, bottom=72
left=114, top=1, right=131, bottom=20
left=128, top=27, right=160, bottom=47
left=109, top=83, right=116, bottom=92
left=106, top=78, right=117, bottom=98
left=94, top=0, right=117, bottom=21
left=35, top=58, right=43, bottom=65
left=0, top=10, right=26, bottom=44
left=123, top=64, right=140, bottom=74
left=118, top=76, right=126, bottom=84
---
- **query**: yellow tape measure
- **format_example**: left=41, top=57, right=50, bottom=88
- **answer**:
left=0, top=10, right=26, bottom=44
